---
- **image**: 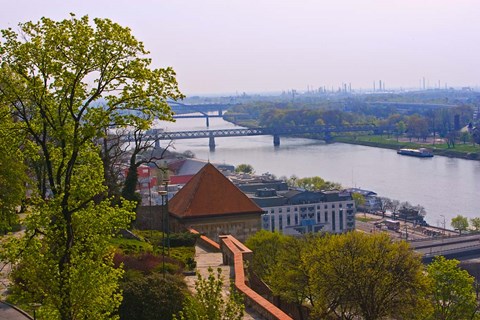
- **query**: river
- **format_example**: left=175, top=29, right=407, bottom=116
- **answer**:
left=156, top=115, right=480, bottom=228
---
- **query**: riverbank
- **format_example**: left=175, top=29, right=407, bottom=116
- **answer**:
left=224, top=117, right=480, bottom=161
left=333, top=135, right=480, bottom=161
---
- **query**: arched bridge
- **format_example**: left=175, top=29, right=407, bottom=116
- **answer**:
left=141, top=124, right=391, bottom=150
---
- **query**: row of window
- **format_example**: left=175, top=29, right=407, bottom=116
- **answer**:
left=263, top=210, right=351, bottom=233
left=269, top=202, right=353, bottom=214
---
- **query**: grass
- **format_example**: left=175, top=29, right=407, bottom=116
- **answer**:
left=334, top=134, right=480, bottom=160
left=356, top=216, right=379, bottom=223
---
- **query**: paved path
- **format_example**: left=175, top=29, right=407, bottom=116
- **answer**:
left=0, top=302, right=32, bottom=320
left=186, top=245, right=262, bottom=320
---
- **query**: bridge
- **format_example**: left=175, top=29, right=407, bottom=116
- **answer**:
left=168, top=101, right=237, bottom=127
left=409, top=234, right=480, bottom=263
left=138, top=124, right=390, bottom=150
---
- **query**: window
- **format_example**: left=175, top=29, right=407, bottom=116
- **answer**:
left=339, top=211, right=343, bottom=230
left=332, top=212, right=336, bottom=231
left=279, top=216, right=283, bottom=230
left=271, top=216, right=275, bottom=231
left=324, top=204, right=328, bottom=209
left=287, top=207, right=291, bottom=213
left=287, top=214, right=291, bottom=226
left=331, top=204, right=336, bottom=208
left=325, top=212, right=328, bottom=222
left=279, top=208, right=283, bottom=213
left=317, top=212, right=321, bottom=222
left=339, top=204, right=343, bottom=208
left=295, top=214, right=298, bottom=225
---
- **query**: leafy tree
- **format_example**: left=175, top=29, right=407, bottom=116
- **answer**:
left=174, top=267, right=244, bottom=320
left=352, top=192, right=366, bottom=211
left=0, top=108, right=27, bottom=233
left=307, top=232, right=430, bottom=320
left=119, top=271, right=187, bottom=320
left=268, top=235, right=316, bottom=320
left=235, top=163, right=254, bottom=174
left=427, top=256, right=478, bottom=320
left=245, top=230, right=289, bottom=281
left=470, top=217, right=480, bottom=232
left=0, top=14, right=182, bottom=320
left=295, top=176, right=341, bottom=191
left=396, top=121, right=406, bottom=141
left=451, top=215, right=469, bottom=234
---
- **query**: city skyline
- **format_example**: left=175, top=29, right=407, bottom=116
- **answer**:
left=1, top=0, right=479, bottom=95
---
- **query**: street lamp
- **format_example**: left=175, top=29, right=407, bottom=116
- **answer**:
left=29, top=303, right=41, bottom=320
left=158, top=189, right=167, bottom=278
left=440, top=214, right=446, bottom=236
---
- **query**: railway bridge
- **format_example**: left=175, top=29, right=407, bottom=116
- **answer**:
left=134, top=124, right=391, bottom=150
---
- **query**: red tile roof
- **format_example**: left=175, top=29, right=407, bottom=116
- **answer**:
left=169, top=163, right=263, bottom=219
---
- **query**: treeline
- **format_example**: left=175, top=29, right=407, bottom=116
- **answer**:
left=227, top=100, right=478, bottom=145
left=246, top=230, right=479, bottom=320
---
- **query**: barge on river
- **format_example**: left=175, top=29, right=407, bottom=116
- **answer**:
left=397, top=148, right=433, bottom=158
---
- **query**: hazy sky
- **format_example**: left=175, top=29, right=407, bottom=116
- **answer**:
left=1, top=1, right=479, bottom=95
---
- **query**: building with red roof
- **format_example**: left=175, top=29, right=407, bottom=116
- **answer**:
left=169, top=163, right=263, bottom=242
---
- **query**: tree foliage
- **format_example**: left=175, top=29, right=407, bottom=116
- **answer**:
left=247, top=231, right=430, bottom=320
left=235, top=163, right=254, bottom=174
left=451, top=215, right=469, bottom=234
left=470, top=217, right=480, bottom=232
left=174, top=267, right=244, bottom=320
left=119, top=271, right=187, bottom=320
left=0, top=108, right=27, bottom=233
left=0, top=14, right=182, bottom=320
left=427, top=256, right=478, bottom=320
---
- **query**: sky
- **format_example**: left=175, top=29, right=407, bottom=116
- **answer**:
left=1, top=0, right=479, bottom=95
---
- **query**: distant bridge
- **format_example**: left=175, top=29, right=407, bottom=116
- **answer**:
left=168, top=101, right=237, bottom=126
left=137, top=124, right=391, bottom=150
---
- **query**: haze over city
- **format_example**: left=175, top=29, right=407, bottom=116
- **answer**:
left=1, top=0, right=479, bottom=95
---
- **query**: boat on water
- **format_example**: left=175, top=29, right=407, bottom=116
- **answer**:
left=397, top=148, right=434, bottom=158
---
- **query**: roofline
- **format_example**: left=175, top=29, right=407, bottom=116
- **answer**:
left=170, top=210, right=264, bottom=220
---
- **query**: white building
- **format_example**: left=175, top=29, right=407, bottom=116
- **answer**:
left=247, top=189, right=356, bottom=236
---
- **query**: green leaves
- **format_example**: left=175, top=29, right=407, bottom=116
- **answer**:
left=174, top=268, right=244, bottom=320
left=427, top=256, right=477, bottom=320
left=0, top=14, right=183, bottom=320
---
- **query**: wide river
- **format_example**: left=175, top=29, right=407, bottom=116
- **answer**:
left=156, top=116, right=480, bottom=228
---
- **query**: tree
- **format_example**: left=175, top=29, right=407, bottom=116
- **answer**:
left=119, top=271, right=187, bottom=320
left=245, top=230, right=288, bottom=281
left=470, top=217, right=480, bottom=232
left=0, top=107, right=27, bottom=233
left=387, top=199, right=400, bottom=220
left=235, top=163, right=254, bottom=174
left=396, top=121, right=406, bottom=141
left=294, top=176, right=342, bottom=191
left=307, top=232, right=430, bottom=320
left=378, top=197, right=392, bottom=218
left=451, top=215, right=469, bottom=234
left=0, top=15, right=182, bottom=320
left=352, top=192, right=366, bottom=212
left=268, top=235, right=315, bottom=320
left=427, top=256, right=478, bottom=320
left=174, top=267, right=244, bottom=320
